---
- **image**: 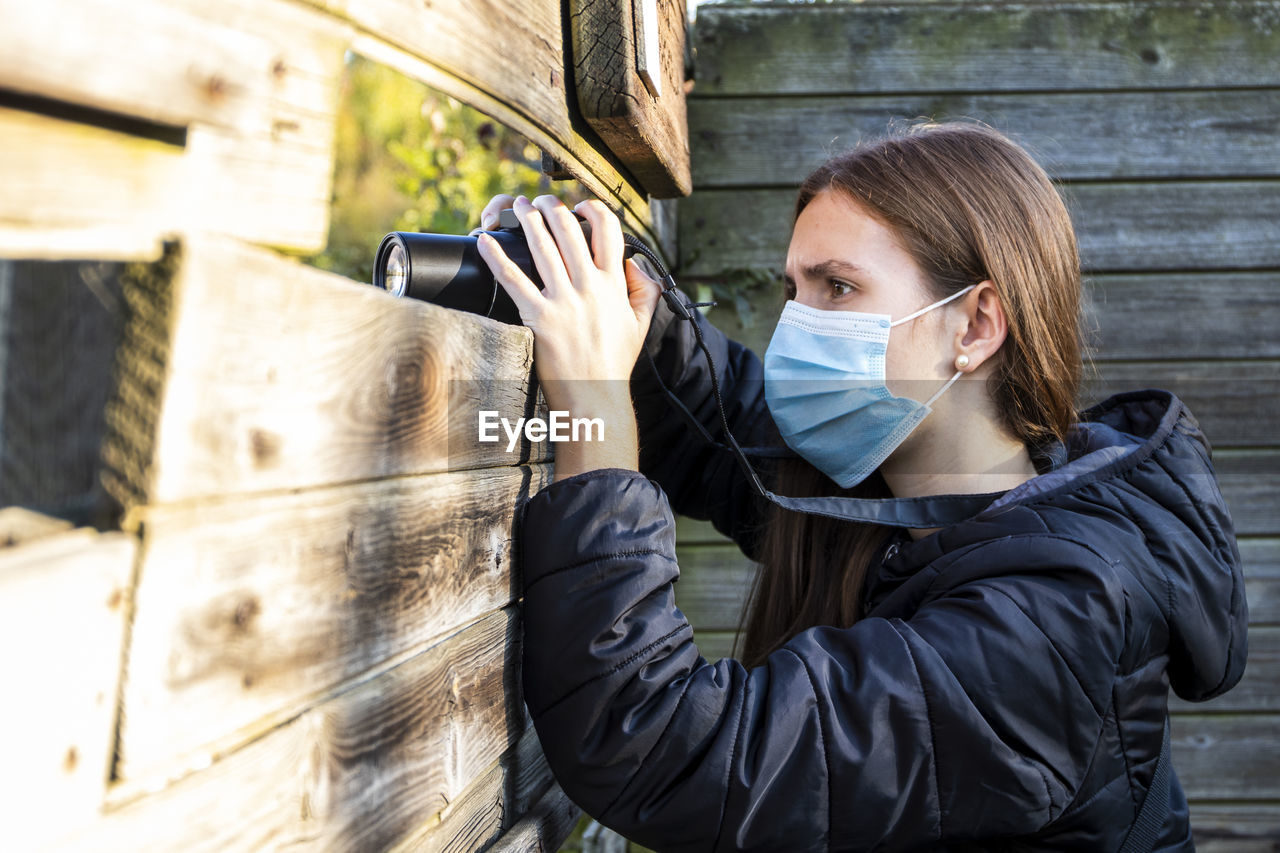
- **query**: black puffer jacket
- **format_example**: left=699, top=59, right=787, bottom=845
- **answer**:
left=517, top=299, right=1248, bottom=851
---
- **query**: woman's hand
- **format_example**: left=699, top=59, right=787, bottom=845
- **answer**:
left=476, top=193, right=663, bottom=478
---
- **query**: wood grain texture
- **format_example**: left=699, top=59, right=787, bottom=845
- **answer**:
left=0, top=529, right=136, bottom=851
left=58, top=610, right=549, bottom=852
left=1084, top=273, right=1280, bottom=361
left=1216, top=451, right=1280, bottom=538
left=1241, top=539, right=1280, bottom=624
left=0, top=0, right=350, bottom=257
left=98, top=235, right=550, bottom=510
left=678, top=182, right=1280, bottom=276
left=1172, top=714, right=1280, bottom=800
left=117, top=464, right=550, bottom=784
left=571, top=0, right=692, bottom=197
left=689, top=89, right=1280, bottom=186
left=486, top=784, right=582, bottom=853
left=692, top=2, right=1280, bottom=96
left=0, top=106, right=186, bottom=261
left=1191, top=804, right=1280, bottom=852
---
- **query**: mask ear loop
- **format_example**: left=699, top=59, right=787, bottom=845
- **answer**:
left=924, top=370, right=964, bottom=408
left=889, top=283, right=976, bottom=327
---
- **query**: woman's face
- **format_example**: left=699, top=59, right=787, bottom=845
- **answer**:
left=784, top=188, right=957, bottom=398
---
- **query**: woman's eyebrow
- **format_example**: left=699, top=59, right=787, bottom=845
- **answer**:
left=803, top=259, right=869, bottom=279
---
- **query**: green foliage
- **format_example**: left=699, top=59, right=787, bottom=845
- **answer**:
left=307, top=54, right=587, bottom=283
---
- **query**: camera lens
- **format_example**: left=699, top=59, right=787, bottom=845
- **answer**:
left=383, top=242, right=408, bottom=297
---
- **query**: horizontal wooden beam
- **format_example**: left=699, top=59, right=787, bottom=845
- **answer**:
left=0, top=0, right=350, bottom=258
left=692, top=2, right=1280, bottom=97
left=98, top=236, right=551, bottom=511
left=118, top=464, right=550, bottom=784
left=677, top=182, right=1280, bottom=277
left=1174, top=714, right=1280, bottom=800
left=689, top=89, right=1280, bottom=186
left=84, top=609, right=545, bottom=851
left=1240, top=539, right=1280, bottom=625
left=486, top=782, right=582, bottom=853
left=1191, top=803, right=1280, bottom=852
left=1085, top=274, right=1280, bottom=361
left=0, top=529, right=136, bottom=850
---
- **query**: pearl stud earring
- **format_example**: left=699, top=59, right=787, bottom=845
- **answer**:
left=956, top=354, right=970, bottom=370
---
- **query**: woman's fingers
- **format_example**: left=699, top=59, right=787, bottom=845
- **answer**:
left=476, top=232, right=542, bottom=319
left=480, top=194, right=517, bottom=230
left=532, top=195, right=594, bottom=281
left=512, top=196, right=572, bottom=296
left=574, top=199, right=624, bottom=273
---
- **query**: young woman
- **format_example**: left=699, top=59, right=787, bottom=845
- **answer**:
left=476, top=122, right=1247, bottom=851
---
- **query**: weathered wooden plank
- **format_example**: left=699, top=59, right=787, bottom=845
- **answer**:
left=0, top=260, right=126, bottom=521
left=1192, top=804, right=1280, bottom=852
left=307, top=0, right=656, bottom=240
left=1240, top=539, right=1280, bottom=624
left=385, top=722, right=561, bottom=853
left=692, top=2, right=1280, bottom=96
left=97, top=236, right=550, bottom=510
left=0, top=507, right=74, bottom=547
left=1085, top=273, right=1280, bottom=361
left=674, top=544, right=754, bottom=632
left=1080, top=361, right=1280, bottom=449
left=0, top=106, right=186, bottom=261
left=1171, top=627, right=1279, bottom=713
left=0, top=529, right=136, bottom=851
left=486, top=782, right=582, bottom=853
left=60, top=609, right=544, bottom=852
left=689, top=89, right=1280, bottom=187
left=1172, top=714, right=1280, bottom=800
left=1216, top=452, right=1280, bottom=538
left=678, top=182, right=1280, bottom=276
left=0, top=0, right=350, bottom=257
left=571, top=0, right=692, bottom=197
left=118, top=464, right=550, bottom=784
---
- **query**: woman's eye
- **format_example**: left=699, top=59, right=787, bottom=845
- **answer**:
left=830, top=280, right=855, bottom=298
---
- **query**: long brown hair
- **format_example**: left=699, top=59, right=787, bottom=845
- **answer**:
left=736, top=121, right=1085, bottom=668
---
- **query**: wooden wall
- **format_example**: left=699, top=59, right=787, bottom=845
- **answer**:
left=0, top=0, right=690, bottom=850
left=673, top=2, right=1280, bottom=849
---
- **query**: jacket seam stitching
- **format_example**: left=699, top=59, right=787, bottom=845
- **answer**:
left=525, top=548, right=675, bottom=593
left=894, top=622, right=945, bottom=842
left=784, top=648, right=833, bottom=849
left=711, top=671, right=748, bottom=853
left=530, top=623, right=692, bottom=719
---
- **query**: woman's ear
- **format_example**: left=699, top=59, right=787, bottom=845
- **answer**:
left=954, top=281, right=1006, bottom=372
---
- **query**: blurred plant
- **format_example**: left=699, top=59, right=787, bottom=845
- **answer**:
left=307, top=53, right=588, bottom=283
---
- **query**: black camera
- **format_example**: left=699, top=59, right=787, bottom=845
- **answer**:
left=374, top=208, right=644, bottom=326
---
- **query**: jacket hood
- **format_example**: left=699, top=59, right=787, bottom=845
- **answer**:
left=981, top=389, right=1249, bottom=702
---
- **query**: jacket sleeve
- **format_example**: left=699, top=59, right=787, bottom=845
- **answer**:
left=519, top=469, right=1126, bottom=852
left=628, top=292, right=785, bottom=561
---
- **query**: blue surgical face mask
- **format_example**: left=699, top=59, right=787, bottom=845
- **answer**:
left=763, top=284, right=976, bottom=487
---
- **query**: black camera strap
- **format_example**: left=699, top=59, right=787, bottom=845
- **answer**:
left=624, top=235, right=1004, bottom=529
